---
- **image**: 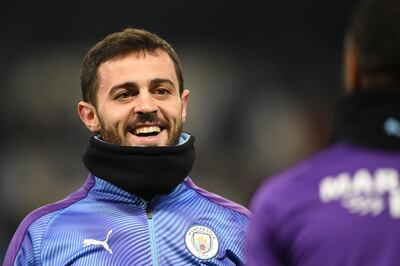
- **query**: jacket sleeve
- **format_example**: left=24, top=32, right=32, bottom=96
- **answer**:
left=228, top=211, right=251, bottom=265
left=3, top=210, right=54, bottom=266
left=3, top=227, right=38, bottom=266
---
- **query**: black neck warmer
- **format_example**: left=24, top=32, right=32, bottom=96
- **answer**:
left=333, top=88, right=400, bottom=150
left=83, top=134, right=195, bottom=202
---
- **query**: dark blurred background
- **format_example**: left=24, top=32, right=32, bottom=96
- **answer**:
left=1, top=0, right=359, bottom=259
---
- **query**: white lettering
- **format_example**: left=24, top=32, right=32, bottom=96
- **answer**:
left=320, top=168, right=400, bottom=219
left=389, top=189, right=400, bottom=218
left=319, top=173, right=351, bottom=202
left=352, top=169, right=373, bottom=195
left=375, top=168, right=399, bottom=194
left=370, top=197, right=384, bottom=216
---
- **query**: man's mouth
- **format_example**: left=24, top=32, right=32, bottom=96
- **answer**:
left=133, top=126, right=162, bottom=137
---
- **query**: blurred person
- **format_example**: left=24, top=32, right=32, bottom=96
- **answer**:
left=247, top=0, right=400, bottom=265
left=4, top=28, right=249, bottom=265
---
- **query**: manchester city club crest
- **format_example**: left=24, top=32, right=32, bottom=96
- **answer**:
left=185, top=225, right=219, bottom=260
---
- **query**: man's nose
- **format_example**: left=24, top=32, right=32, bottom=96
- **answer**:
left=133, top=92, right=157, bottom=114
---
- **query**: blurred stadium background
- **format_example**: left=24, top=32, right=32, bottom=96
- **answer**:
left=1, top=0, right=358, bottom=260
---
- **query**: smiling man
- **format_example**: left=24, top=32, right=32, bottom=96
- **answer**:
left=4, top=28, right=250, bottom=266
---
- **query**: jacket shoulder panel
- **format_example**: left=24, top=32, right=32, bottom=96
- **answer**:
left=3, top=175, right=95, bottom=265
left=183, top=177, right=250, bottom=218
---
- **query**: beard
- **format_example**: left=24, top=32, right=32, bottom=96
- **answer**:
left=99, top=124, right=123, bottom=145
left=98, top=112, right=183, bottom=146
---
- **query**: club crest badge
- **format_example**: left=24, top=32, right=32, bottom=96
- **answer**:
left=185, top=225, right=219, bottom=260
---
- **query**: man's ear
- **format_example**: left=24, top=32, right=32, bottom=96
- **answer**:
left=77, top=101, right=101, bottom=133
left=181, top=89, right=189, bottom=123
left=344, top=39, right=360, bottom=93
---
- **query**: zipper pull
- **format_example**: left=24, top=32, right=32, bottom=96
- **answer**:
left=142, top=196, right=158, bottom=220
left=146, top=196, right=159, bottom=220
left=146, top=205, right=153, bottom=219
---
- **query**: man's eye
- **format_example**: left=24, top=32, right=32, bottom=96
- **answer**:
left=117, top=92, right=131, bottom=99
left=155, top=88, right=169, bottom=95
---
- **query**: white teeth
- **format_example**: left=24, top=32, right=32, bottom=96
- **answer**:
left=134, top=126, right=161, bottom=135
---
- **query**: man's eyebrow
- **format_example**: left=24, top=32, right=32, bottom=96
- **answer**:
left=109, top=82, right=139, bottom=95
left=149, top=78, right=175, bottom=88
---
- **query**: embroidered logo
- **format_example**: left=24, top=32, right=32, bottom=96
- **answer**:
left=83, top=229, right=113, bottom=254
left=185, top=225, right=219, bottom=260
left=319, top=168, right=400, bottom=218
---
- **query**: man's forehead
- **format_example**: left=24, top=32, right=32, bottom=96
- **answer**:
left=97, top=50, right=178, bottom=89
left=100, top=49, right=171, bottom=68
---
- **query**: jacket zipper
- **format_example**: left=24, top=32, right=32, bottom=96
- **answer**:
left=145, top=201, right=159, bottom=266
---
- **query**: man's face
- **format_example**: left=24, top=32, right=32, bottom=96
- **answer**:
left=83, top=50, right=189, bottom=147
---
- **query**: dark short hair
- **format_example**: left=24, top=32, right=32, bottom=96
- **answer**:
left=80, top=28, right=184, bottom=105
left=347, top=0, right=400, bottom=85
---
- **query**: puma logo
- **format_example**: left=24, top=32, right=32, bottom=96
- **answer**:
left=83, top=229, right=113, bottom=254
